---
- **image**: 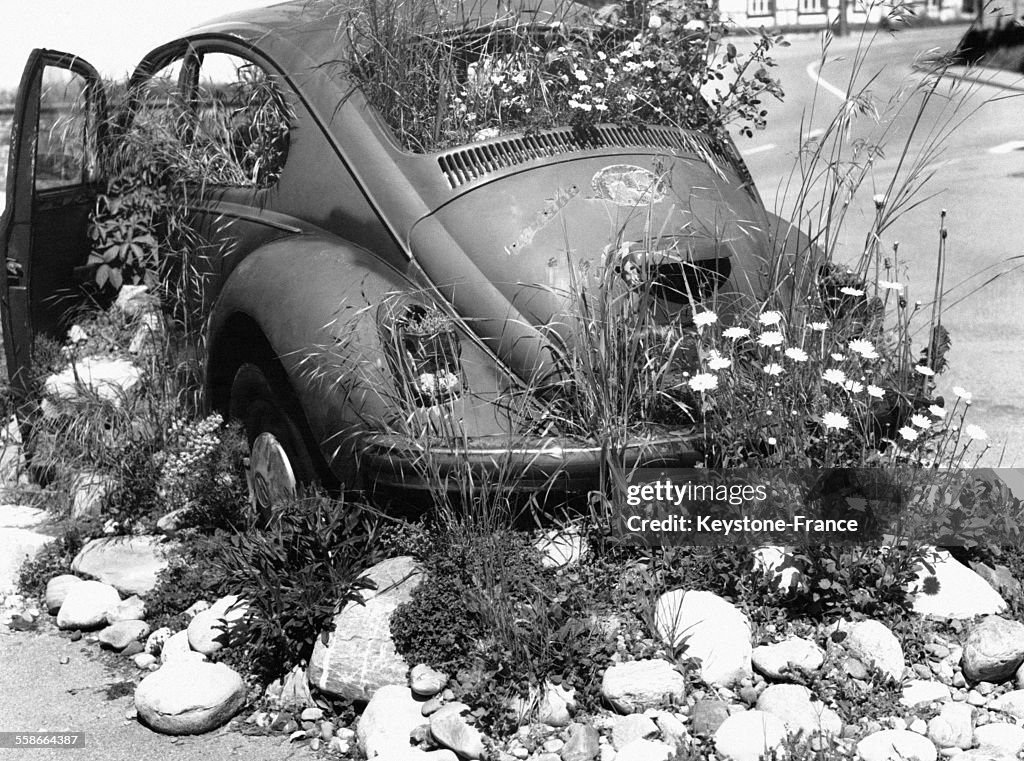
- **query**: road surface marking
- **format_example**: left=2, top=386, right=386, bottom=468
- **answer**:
left=989, top=141, right=1024, bottom=154
left=806, top=60, right=848, bottom=102
left=740, top=143, right=777, bottom=156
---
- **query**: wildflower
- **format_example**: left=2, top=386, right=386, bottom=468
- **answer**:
left=848, top=339, right=879, bottom=359
left=822, top=412, right=849, bottom=431
left=688, top=373, right=718, bottom=393
left=763, top=363, right=783, bottom=376
left=648, top=13, right=663, bottom=28
left=692, top=310, right=718, bottom=328
left=839, top=286, right=865, bottom=297
left=831, top=353, right=845, bottom=362
left=965, top=424, right=988, bottom=441
left=823, top=368, right=847, bottom=385
left=952, top=386, right=973, bottom=402
left=810, top=321, right=829, bottom=331
left=898, top=426, right=919, bottom=442
left=844, top=380, right=864, bottom=394
left=878, top=280, right=904, bottom=292
left=873, top=194, right=886, bottom=209
left=723, top=326, right=750, bottom=340
left=784, top=347, right=808, bottom=362
left=928, top=404, right=945, bottom=417
left=914, top=365, right=936, bottom=377
left=67, top=325, right=88, bottom=344
left=758, top=310, right=783, bottom=326
left=867, top=385, right=885, bottom=398
left=911, top=414, right=931, bottom=428
left=574, top=69, right=588, bottom=82
left=768, top=437, right=777, bottom=446
left=707, top=351, right=732, bottom=371
left=758, top=331, right=784, bottom=348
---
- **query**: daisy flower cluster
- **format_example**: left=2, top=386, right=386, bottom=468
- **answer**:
left=155, top=413, right=226, bottom=511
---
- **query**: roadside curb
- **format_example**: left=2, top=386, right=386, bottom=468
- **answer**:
left=923, top=62, right=1024, bottom=92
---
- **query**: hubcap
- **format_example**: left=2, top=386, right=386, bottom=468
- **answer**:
left=248, top=432, right=297, bottom=517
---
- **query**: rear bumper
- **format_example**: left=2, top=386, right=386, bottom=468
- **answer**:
left=359, top=430, right=702, bottom=493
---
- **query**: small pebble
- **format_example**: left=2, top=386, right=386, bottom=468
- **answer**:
left=320, top=720, right=334, bottom=741
left=543, top=739, right=564, bottom=753
left=977, top=682, right=995, bottom=696
left=909, top=718, right=927, bottom=734
left=125, top=707, right=137, bottom=721
left=310, top=737, right=320, bottom=751
left=967, top=690, right=986, bottom=707
left=59, top=656, right=70, bottom=665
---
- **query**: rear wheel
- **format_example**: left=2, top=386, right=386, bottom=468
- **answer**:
left=229, top=362, right=319, bottom=525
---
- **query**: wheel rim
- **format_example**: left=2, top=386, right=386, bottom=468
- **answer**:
left=249, top=432, right=297, bottom=516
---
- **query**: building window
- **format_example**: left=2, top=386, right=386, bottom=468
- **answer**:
left=748, top=0, right=774, bottom=16
left=798, top=0, right=826, bottom=12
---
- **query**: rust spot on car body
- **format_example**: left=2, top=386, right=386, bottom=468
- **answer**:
left=591, top=164, right=666, bottom=206
left=506, top=184, right=580, bottom=255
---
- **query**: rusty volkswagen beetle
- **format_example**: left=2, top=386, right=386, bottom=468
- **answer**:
left=1, top=0, right=798, bottom=511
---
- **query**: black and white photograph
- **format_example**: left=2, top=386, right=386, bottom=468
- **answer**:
left=1, top=0, right=1024, bottom=759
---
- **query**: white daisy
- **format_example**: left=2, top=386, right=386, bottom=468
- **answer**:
left=928, top=404, right=945, bottom=417
left=840, top=286, right=865, bottom=297
left=823, top=368, right=847, bottom=385
left=810, top=321, right=829, bottom=331
left=910, top=414, right=931, bottom=428
left=822, top=412, right=849, bottom=431
left=867, top=385, right=885, bottom=399
left=848, top=339, right=879, bottom=360
left=688, top=373, right=718, bottom=393
left=784, top=348, right=809, bottom=363
left=693, top=310, right=718, bottom=328
left=914, top=365, right=935, bottom=377
left=758, top=331, right=784, bottom=348
left=758, top=310, right=783, bottom=326
left=763, top=363, right=783, bottom=376
left=723, top=326, right=751, bottom=340
left=898, top=426, right=919, bottom=442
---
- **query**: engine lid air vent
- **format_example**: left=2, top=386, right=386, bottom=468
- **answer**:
left=437, top=124, right=739, bottom=189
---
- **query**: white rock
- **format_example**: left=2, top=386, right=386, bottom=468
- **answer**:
left=902, top=680, right=952, bottom=707
left=928, top=703, right=973, bottom=751
left=537, top=681, right=576, bottom=727
left=911, top=549, right=1006, bottom=619
left=752, top=637, right=824, bottom=680
left=961, top=617, right=1024, bottom=683
left=43, top=357, right=143, bottom=406
left=614, top=740, right=673, bottom=761
left=134, top=660, right=246, bottom=734
left=56, top=580, right=120, bottom=629
left=104, top=595, right=145, bottom=623
left=357, top=684, right=428, bottom=757
left=835, top=619, right=905, bottom=682
left=71, top=535, right=169, bottom=597
left=611, top=715, right=659, bottom=750
left=753, top=546, right=807, bottom=592
left=987, top=689, right=1024, bottom=719
left=133, top=653, right=158, bottom=669
left=45, top=574, right=83, bottom=615
left=602, top=660, right=687, bottom=714
left=756, top=684, right=842, bottom=739
left=145, top=627, right=172, bottom=655
left=309, top=557, right=422, bottom=701
left=654, top=590, right=752, bottom=686
left=160, top=630, right=202, bottom=664
left=410, top=664, right=448, bottom=698
left=973, top=723, right=1024, bottom=754
left=98, top=619, right=150, bottom=650
left=430, top=702, right=485, bottom=759
left=187, top=595, right=249, bottom=655
left=857, top=729, right=937, bottom=761
left=713, top=711, right=787, bottom=761
left=115, top=284, right=159, bottom=317
left=535, top=527, right=588, bottom=569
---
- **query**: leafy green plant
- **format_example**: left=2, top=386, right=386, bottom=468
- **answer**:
left=144, top=531, right=232, bottom=631
left=339, top=0, right=784, bottom=151
left=210, top=490, right=383, bottom=684
left=17, top=527, right=89, bottom=598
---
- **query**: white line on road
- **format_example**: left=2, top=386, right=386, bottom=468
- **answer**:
left=806, top=60, right=848, bottom=102
left=740, top=143, right=777, bottom=156
left=989, top=140, right=1024, bottom=154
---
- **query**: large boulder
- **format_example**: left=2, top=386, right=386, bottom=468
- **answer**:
left=653, top=590, right=752, bottom=686
left=56, top=580, right=120, bottom=630
left=0, top=506, right=51, bottom=595
left=71, top=535, right=170, bottom=597
left=601, top=660, right=687, bottom=714
left=962, top=617, right=1024, bottom=684
left=308, top=556, right=423, bottom=701
left=713, top=711, right=787, bottom=761
left=134, top=660, right=246, bottom=735
left=911, top=549, right=1006, bottom=619
left=357, top=684, right=428, bottom=758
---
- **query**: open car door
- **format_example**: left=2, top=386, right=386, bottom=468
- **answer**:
left=0, top=50, right=106, bottom=395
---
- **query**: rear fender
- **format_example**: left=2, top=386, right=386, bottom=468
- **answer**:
left=206, top=234, right=514, bottom=474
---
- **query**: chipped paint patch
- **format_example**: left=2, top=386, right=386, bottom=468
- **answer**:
left=591, top=165, right=666, bottom=206
left=506, top=184, right=579, bottom=255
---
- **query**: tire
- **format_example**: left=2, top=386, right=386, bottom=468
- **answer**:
left=229, top=362, right=321, bottom=524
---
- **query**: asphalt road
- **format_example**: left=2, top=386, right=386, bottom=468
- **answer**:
left=729, top=23, right=1024, bottom=467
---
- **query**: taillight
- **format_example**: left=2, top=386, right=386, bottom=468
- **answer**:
left=381, top=303, right=463, bottom=406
